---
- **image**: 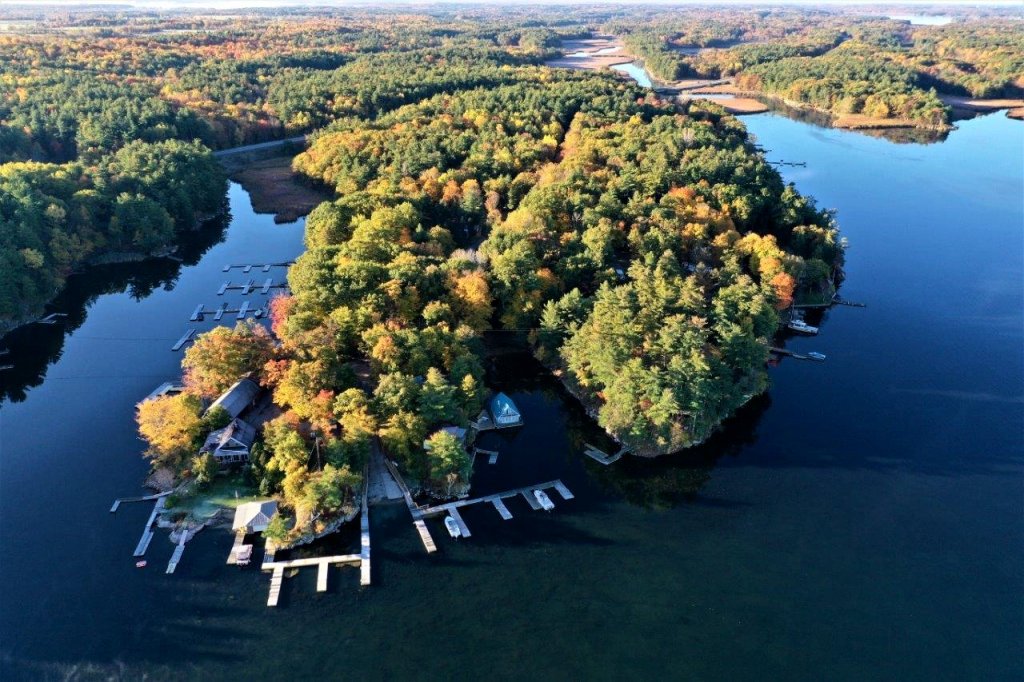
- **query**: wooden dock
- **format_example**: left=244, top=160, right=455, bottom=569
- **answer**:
left=414, top=480, right=573, bottom=543
left=583, top=443, right=625, bottom=465
left=267, top=566, right=284, bottom=606
left=262, top=554, right=362, bottom=606
left=768, top=347, right=824, bottom=362
left=492, top=497, right=513, bottom=520
left=171, top=328, right=195, bottom=351
left=414, top=520, right=437, bottom=553
left=166, top=534, right=186, bottom=574
left=236, top=301, right=249, bottom=320
left=132, top=497, right=166, bottom=557
left=190, top=304, right=205, bottom=321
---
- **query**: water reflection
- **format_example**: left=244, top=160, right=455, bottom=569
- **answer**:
left=588, top=395, right=770, bottom=510
left=0, top=210, right=230, bottom=404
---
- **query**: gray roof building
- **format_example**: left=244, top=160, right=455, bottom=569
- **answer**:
left=208, top=376, right=261, bottom=419
left=232, top=500, right=279, bottom=533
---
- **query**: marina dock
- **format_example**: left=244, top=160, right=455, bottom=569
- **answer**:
left=226, top=529, right=247, bottom=565
left=768, top=347, right=825, bottom=362
left=413, top=480, right=574, bottom=547
left=190, top=304, right=205, bottom=321
left=360, top=480, right=371, bottom=586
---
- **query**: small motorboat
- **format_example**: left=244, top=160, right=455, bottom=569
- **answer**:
left=533, top=489, right=555, bottom=511
left=444, top=515, right=462, bottom=538
left=787, top=319, right=819, bottom=335
left=135, top=560, right=147, bottom=568
left=807, top=351, right=826, bottom=361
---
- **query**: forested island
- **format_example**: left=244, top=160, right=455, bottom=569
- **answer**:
left=2, top=4, right=1019, bottom=541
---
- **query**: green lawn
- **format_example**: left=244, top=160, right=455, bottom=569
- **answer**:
left=167, top=471, right=267, bottom=520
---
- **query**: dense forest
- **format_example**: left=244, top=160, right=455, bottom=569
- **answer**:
left=4, top=4, right=1017, bottom=540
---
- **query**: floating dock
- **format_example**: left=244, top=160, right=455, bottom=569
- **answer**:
left=171, top=328, right=196, bottom=351
left=236, top=301, right=250, bottom=320
left=768, top=347, right=825, bottom=362
left=110, top=491, right=171, bottom=513
left=448, top=507, right=472, bottom=538
left=190, top=304, right=205, bottom=322
left=475, top=448, right=499, bottom=465
left=583, top=443, right=625, bottom=465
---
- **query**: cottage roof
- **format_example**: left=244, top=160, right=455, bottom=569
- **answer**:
left=423, top=425, right=467, bottom=449
left=208, top=377, right=260, bottom=418
left=202, top=419, right=256, bottom=452
left=232, top=500, right=278, bottom=532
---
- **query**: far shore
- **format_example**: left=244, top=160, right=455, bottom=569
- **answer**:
left=219, top=150, right=331, bottom=223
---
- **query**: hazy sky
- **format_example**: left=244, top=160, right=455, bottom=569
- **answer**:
left=8, top=0, right=1023, bottom=6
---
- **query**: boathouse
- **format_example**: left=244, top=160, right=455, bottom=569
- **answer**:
left=136, top=381, right=185, bottom=408
left=201, top=418, right=256, bottom=464
left=208, top=376, right=261, bottom=419
left=232, top=500, right=278, bottom=533
left=489, top=392, right=522, bottom=427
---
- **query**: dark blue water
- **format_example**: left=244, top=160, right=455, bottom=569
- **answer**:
left=0, top=111, right=1021, bottom=680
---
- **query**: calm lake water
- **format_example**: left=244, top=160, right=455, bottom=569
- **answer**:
left=1, top=106, right=1022, bottom=678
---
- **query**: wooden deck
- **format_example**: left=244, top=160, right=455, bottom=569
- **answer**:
left=226, top=529, right=247, bottom=565
left=360, top=479, right=371, bottom=586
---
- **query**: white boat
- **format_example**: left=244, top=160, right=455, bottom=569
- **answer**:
left=807, top=352, right=826, bottom=361
left=533, top=489, right=555, bottom=511
left=787, top=320, right=819, bottom=334
left=444, top=515, right=461, bottom=538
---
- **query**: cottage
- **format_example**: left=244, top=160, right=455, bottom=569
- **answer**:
left=489, top=392, right=522, bottom=427
left=201, top=418, right=256, bottom=464
left=423, top=425, right=468, bottom=450
left=208, top=376, right=261, bottom=419
left=232, top=500, right=279, bottom=533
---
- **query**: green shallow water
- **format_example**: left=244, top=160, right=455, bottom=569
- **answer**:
left=1, top=109, right=1022, bottom=680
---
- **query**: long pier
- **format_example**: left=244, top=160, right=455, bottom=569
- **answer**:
left=217, top=279, right=287, bottom=296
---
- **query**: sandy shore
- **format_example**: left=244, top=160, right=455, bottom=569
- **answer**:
left=546, top=37, right=634, bottom=71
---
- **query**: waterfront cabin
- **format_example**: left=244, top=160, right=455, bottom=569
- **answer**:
left=201, top=418, right=256, bottom=464
left=489, top=392, right=522, bottom=428
left=232, top=500, right=278, bottom=533
left=208, top=376, right=261, bottom=419
left=423, top=425, right=468, bottom=450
